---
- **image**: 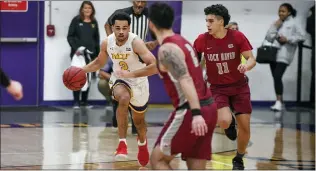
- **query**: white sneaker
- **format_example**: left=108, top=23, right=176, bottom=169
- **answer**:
left=271, top=101, right=282, bottom=111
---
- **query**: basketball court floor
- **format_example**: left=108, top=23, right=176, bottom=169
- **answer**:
left=0, top=105, right=315, bottom=170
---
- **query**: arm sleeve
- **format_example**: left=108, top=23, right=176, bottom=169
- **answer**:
left=94, top=21, right=101, bottom=55
left=0, top=68, right=11, bottom=88
left=265, top=23, right=279, bottom=43
left=287, top=24, right=306, bottom=45
left=100, top=60, right=113, bottom=73
left=67, top=17, right=80, bottom=50
left=236, top=31, right=253, bottom=53
left=193, top=34, right=205, bottom=62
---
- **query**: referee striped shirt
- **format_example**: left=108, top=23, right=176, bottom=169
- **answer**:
left=107, top=7, right=149, bottom=41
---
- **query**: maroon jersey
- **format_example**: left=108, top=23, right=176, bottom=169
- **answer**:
left=194, top=29, right=253, bottom=85
left=157, top=34, right=212, bottom=108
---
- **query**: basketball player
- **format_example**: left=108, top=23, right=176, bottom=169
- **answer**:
left=193, top=4, right=256, bottom=170
left=147, top=3, right=217, bottom=169
left=0, top=68, right=23, bottom=100
left=82, top=12, right=157, bottom=166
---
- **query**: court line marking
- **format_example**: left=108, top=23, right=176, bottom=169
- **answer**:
left=211, top=160, right=233, bottom=167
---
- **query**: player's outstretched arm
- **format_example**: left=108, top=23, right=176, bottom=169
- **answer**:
left=82, top=39, right=109, bottom=73
left=158, top=43, right=201, bottom=110
left=128, top=37, right=158, bottom=77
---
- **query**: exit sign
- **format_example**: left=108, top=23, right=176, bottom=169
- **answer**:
left=0, top=1, right=28, bottom=12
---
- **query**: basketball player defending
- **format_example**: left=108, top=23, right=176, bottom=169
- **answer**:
left=194, top=4, right=256, bottom=170
left=147, top=3, right=217, bottom=169
left=82, top=12, right=157, bottom=166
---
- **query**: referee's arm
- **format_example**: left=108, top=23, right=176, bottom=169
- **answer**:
left=105, top=10, right=120, bottom=36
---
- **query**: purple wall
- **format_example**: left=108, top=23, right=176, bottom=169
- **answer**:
left=1, top=1, right=182, bottom=106
left=0, top=2, right=44, bottom=106
left=146, top=1, right=183, bottom=104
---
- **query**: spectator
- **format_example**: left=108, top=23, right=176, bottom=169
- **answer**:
left=67, top=1, right=100, bottom=109
left=264, top=3, right=305, bottom=111
left=306, top=5, right=315, bottom=106
left=226, top=21, right=247, bottom=64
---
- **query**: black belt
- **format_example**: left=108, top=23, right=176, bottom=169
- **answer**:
left=176, top=97, right=214, bottom=111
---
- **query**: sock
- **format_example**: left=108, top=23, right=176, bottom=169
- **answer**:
left=236, top=152, right=245, bottom=159
left=138, top=139, right=146, bottom=146
left=119, top=138, right=127, bottom=145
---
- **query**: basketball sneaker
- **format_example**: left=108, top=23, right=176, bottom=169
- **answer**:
left=224, top=112, right=237, bottom=141
left=232, top=156, right=245, bottom=170
left=114, top=141, right=128, bottom=161
left=137, top=138, right=149, bottom=166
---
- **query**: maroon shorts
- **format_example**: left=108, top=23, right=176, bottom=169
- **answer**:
left=154, top=102, right=217, bottom=161
left=210, top=76, right=252, bottom=114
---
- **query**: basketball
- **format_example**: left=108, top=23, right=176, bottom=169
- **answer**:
left=63, top=66, right=87, bottom=91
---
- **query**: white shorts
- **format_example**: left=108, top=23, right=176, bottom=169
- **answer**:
left=109, top=76, right=149, bottom=113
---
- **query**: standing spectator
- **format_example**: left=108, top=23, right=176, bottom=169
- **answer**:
left=264, top=3, right=305, bottom=111
left=306, top=5, right=315, bottom=107
left=67, top=1, right=100, bottom=109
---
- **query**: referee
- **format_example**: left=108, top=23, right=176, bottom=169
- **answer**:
left=104, top=1, right=158, bottom=50
left=0, top=68, right=23, bottom=100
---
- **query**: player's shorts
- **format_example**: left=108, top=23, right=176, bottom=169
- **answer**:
left=154, top=97, right=217, bottom=161
left=109, top=76, right=149, bottom=113
left=210, top=76, right=252, bottom=115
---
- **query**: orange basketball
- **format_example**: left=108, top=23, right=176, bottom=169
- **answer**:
left=63, top=66, right=87, bottom=91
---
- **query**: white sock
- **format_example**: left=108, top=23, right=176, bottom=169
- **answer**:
left=119, top=139, right=127, bottom=145
left=138, top=139, right=146, bottom=146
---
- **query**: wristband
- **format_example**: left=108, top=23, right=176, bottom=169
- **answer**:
left=191, top=109, right=201, bottom=116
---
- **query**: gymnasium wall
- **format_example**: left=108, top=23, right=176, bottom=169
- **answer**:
left=1, top=1, right=313, bottom=106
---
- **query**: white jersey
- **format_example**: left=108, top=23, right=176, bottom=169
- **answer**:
left=107, top=32, right=147, bottom=86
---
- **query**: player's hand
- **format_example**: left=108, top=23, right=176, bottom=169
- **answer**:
left=278, top=35, right=288, bottom=43
left=6, top=80, right=23, bottom=100
left=275, top=19, right=283, bottom=28
left=191, top=115, right=208, bottom=136
left=115, top=70, right=132, bottom=78
left=237, top=64, right=248, bottom=73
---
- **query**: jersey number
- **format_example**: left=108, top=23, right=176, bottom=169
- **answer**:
left=216, top=62, right=230, bottom=74
left=184, top=44, right=199, bottom=67
left=119, top=61, right=129, bottom=70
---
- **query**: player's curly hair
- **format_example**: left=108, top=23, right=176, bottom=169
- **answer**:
left=204, top=4, right=231, bottom=26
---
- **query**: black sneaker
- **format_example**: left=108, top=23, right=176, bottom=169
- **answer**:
left=232, top=156, right=245, bottom=170
left=224, top=113, right=237, bottom=140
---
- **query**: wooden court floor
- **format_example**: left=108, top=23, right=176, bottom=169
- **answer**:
left=0, top=107, right=315, bottom=170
